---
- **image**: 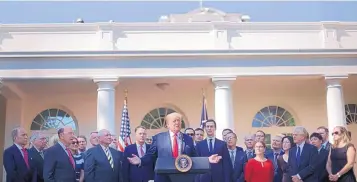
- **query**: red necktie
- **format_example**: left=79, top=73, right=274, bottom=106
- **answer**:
left=140, top=145, right=145, bottom=157
left=66, top=148, right=75, bottom=169
left=172, top=133, right=178, bottom=158
left=21, top=148, right=30, bottom=169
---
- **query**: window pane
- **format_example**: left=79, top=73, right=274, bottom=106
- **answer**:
left=141, top=107, right=186, bottom=130
left=30, top=108, right=78, bottom=134
left=252, top=106, right=295, bottom=128
left=345, top=104, right=357, bottom=125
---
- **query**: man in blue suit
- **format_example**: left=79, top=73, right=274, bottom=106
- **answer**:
left=195, top=119, right=231, bottom=182
left=226, top=132, right=246, bottom=182
left=43, top=126, right=76, bottom=182
left=127, top=112, right=222, bottom=182
left=123, top=126, right=154, bottom=182
left=271, top=135, right=284, bottom=182
left=84, top=129, right=122, bottom=182
left=288, top=126, right=318, bottom=182
left=243, top=134, right=255, bottom=160
left=3, top=127, right=36, bottom=182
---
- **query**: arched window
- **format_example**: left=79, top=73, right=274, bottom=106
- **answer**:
left=345, top=104, right=357, bottom=125
left=252, top=106, right=296, bottom=127
left=30, top=108, right=78, bottom=134
left=141, top=107, right=185, bottom=130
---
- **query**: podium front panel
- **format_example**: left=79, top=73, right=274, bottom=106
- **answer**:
left=155, top=157, right=210, bottom=174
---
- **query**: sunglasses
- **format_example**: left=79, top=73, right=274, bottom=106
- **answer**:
left=332, top=131, right=340, bottom=136
left=72, top=141, right=79, bottom=145
left=186, top=133, right=194, bottom=136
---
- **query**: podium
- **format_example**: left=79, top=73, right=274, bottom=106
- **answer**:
left=154, top=157, right=210, bottom=182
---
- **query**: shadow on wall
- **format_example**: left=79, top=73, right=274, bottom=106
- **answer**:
left=0, top=95, right=8, bottom=181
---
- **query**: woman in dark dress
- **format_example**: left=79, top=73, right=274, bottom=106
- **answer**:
left=277, top=136, right=295, bottom=182
left=326, top=126, right=356, bottom=182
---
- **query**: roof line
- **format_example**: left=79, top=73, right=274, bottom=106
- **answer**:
left=0, top=49, right=356, bottom=58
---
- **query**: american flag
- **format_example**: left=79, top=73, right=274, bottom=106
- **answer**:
left=118, top=96, right=132, bottom=152
left=200, top=93, right=208, bottom=128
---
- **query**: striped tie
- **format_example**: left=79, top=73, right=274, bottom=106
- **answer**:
left=105, top=147, right=114, bottom=169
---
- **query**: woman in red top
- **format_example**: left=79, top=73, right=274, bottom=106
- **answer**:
left=244, top=141, right=274, bottom=182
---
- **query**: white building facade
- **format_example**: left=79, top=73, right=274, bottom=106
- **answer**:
left=1, top=8, right=357, bottom=178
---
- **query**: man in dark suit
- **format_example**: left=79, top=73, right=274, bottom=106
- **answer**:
left=226, top=132, right=246, bottom=182
left=123, top=126, right=154, bottom=182
left=244, top=134, right=255, bottom=160
left=255, top=130, right=275, bottom=160
left=309, top=132, right=329, bottom=182
left=3, top=127, right=36, bottom=182
left=84, top=129, right=122, bottom=182
left=43, top=126, right=76, bottom=182
left=128, top=112, right=222, bottom=182
left=288, top=126, right=318, bottom=182
left=28, top=131, right=47, bottom=182
left=271, top=135, right=284, bottom=182
left=222, top=128, right=233, bottom=142
left=317, top=126, right=331, bottom=151
left=195, top=119, right=231, bottom=182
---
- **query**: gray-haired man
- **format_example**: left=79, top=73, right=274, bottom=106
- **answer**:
left=28, top=131, right=47, bottom=182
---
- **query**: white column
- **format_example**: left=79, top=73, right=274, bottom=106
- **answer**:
left=325, top=76, right=347, bottom=143
left=212, top=77, right=236, bottom=140
left=93, top=78, right=118, bottom=135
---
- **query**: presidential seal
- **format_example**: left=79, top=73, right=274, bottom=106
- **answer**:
left=175, top=154, right=192, bottom=173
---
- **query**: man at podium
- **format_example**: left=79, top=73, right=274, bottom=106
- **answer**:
left=127, top=112, right=222, bottom=182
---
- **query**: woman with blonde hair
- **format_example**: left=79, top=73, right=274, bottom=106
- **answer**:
left=46, top=134, right=59, bottom=148
left=326, top=126, right=356, bottom=182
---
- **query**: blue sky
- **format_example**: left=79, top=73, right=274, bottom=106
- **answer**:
left=0, top=1, right=356, bottom=23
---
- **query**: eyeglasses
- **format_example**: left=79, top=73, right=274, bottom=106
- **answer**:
left=332, top=131, right=340, bottom=136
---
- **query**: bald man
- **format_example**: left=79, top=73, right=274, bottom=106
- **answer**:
left=43, top=126, right=76, bottom=182
left=128, top=112, right=222, bottom=182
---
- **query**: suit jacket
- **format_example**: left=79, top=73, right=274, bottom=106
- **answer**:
left=84, top=145, right=122, bottom=182
left=140, top=131, right=196, bottom=182
left=230, top=147, right=247, bottom=182
left=323, top=142, right=331, bottom=152
left=43, top=143, right=76, bottom=182
left=287, top=143, right=318, bottom=182
left=3, top=144, right=37, bottom=182
left=316, top=148, right=329, bottom=182
left=28, top=147, right=44, bottom=182
left=123, top=143, right=155, bottom=182
left=195, top=138, right=231, bottom=182
left=271, top=150, right=284, bottom=182
left=244, top=149, right=254, bottom=160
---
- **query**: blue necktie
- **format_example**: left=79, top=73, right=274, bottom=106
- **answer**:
left=274, top=153, right=279, bottom=166
left=209, top=139, right=213, bottom=153
left=296, top=146, right=301, bottom=166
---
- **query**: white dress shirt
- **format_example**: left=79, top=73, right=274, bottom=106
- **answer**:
left=206, top=136, right=216, bottom=151
left=169, top=131, right=182, bottom=155
left=136, top=143, right=146, bottom=158
left=228, top=148, right=237, bottom=164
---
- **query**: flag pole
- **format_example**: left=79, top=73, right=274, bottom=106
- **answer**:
left=124, top=89, right=128, bottom=104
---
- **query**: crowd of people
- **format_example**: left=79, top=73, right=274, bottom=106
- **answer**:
left=3, top=112, right=357, bottom=182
